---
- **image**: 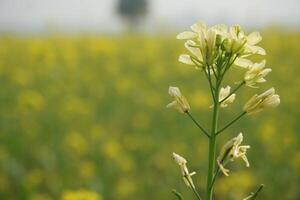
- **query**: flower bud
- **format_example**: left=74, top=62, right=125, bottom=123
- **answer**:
left=243, top=88, right=280, bottom=115
left=167, top=87, right=191, bottom=113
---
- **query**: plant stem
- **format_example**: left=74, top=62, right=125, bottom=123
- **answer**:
left=216, top=112, right=246, bottom=135
left=243, top=184, right=264, bottom=200
left=205, top=88, right=220, bottom=200
left=204, top=68, right=216, bottom=102
left=184, top=176, right=202, bottom=200
left=172, top=189, right=184, bottom=200
left=186, top=111, right=210, bottom=138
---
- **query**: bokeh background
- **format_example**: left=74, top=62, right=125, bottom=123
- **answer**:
left=0, top=0, right=300, bottom=200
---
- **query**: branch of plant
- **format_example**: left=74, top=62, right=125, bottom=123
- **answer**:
left=216, top=111, right=246, bottom=135
left=243, top=184, right=265, bottom=200
left=206, top=65, right=217, bottom=102
left=190, top=57, right=216, bottom=101
left=184, top=175, right=203, bottom=200
left=186, top=111, right=210, bottom=138
left=172, top=189, right=184, bottom=200
left=209, top=167, right=221, bottom=190
left=219, top=81, right=245, bottom=104
left=209, top=154, right=230, bottom=189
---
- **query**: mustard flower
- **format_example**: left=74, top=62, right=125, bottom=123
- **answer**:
left=217, top=133, right=250, bottom=176
left=243, top=88, right=280, bottom=115
left=244, top=60, right=272, bottom=88
left=219, top=86, right=236, bottom=108
left=177, top=22, right=220, bottom=65
left=167, top=86, right=190, bottom=113
left=172, top=152, right=196, bottom=188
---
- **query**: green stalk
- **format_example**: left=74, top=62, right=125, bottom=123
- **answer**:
left=205, top=87, right=220, bottom=200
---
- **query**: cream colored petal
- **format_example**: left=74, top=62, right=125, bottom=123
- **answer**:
left=176, top=31, right=198, bottom=40
left=218, top=163, right=230, bottom=176
left=191, top=21, right=206, bottom=33
left=257, top=88, right=275, bottom=99
left=260, top=68, right=272, bottom=77
left=184, top=40, right=203, bottom=61
left=247, top=32, right=262, bottom=45
left=246, top=45, right=266, bottom=55
left=172, top=152, right=187, bottom=165
left=263, top=95, right=280, bottom=107
left=166, top=101, right=177, bottom=108
left=212, top=24, right=227, bottom=33
left=235, top=58, right=253, bottom=69
left=168, top=86, right=182, bottom=97
left=178, top=54, right=194, bottom=65
left=242, top=155, right=250, bottom=167
left=256, top=78, right=267, bottom=83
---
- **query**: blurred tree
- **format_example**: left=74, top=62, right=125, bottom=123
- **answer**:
left=116, top=0, right=148, bottom=31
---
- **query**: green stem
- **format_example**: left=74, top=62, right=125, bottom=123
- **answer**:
left=172, top=189, right=184, bottom=200
left=216, top=112, right=246, bottom=135
left=204, top=68, right=216, bottom=102
left=184, top=176, right=202, bottom=200
left=209, top=168, right=220, bottom=190
left=219, top=81, right=245, bottom=104
left=205, top=88, right=220, bottom=200
left=209, top=158, right=230, bottom=189
left=186, top=111, right=210, bottom=138
left=243, top=184, right=264, bottom=200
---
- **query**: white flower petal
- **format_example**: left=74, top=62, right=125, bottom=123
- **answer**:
left=176, top=31, right=198, bottom=40
left=184, top=40, right=203, bottom=61
left=235, top=58, right=253, bottom=69
left=247, top=32, right=262, bottom=45
left=190, top=21, right=206, bottom=33
left=178, top=54, right=194, bottom=65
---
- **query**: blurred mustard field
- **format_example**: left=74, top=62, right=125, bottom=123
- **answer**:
left=0, top=31, right=300, bottom=200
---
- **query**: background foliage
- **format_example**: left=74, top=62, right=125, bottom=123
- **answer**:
left=0, top=30, right=299, bottom=200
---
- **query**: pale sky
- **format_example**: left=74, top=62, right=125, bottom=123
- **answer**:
left=0, top=0, right=299, bottom=33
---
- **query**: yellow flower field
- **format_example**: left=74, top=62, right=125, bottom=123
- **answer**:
left=0, top=30, right=299, bottom=200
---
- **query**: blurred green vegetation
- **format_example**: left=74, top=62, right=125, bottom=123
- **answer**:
left=0, top=30, right=299, bottom=200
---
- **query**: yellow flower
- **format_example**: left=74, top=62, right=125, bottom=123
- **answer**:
left=217, top=133, right=250, bottom=176
left=243, top=88, right=280, bottom=115
left=172, top=152, right=196, bottom=188
left=62, top=189, right=102, bottom=200
left=244, top=60, right=272, bottom=88
left=167, top=87, right=190, bottom=113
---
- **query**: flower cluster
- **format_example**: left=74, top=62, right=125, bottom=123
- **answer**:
left=169, top=22, right=280, bottom=114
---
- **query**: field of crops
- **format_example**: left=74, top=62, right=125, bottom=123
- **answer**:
left=0, top=30, right=299, bottom=200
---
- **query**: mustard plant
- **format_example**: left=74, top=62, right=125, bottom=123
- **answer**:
left=167, top=22, right=280, bottom=200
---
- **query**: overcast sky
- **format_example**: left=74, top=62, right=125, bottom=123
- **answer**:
left=0, top=0, right=299, bottom=33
